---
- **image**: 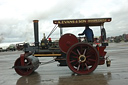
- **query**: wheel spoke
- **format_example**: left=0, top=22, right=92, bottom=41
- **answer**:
left=86, top=61, right=91, bottom=65
left=82, top=63, right=85, bottom=71
left=70, top=60, right=77, bottom=63
left=73, top=61, right=79, bottom=66
left=71, top=56, right=78, bottom=59
left=83, top=49, right=86, bottom=55
left=77, top=49, right=81, bottom=55
left=86, top=55, right=92, bottom=58
left=71, top=51, right=78, bottom=56
left=85, top=63, right=89, bottom=70
left=77, top=64, right=80, bottom=71
left=87, top=50, right=94, bottom=55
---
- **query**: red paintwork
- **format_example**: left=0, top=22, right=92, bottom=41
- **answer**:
left=59, top=33, right=79, bottom=53
left=67, top=43, right=99, bottom=75
left=14, top=57, right=33, bottom=76
left=20, top=54, right=25, bottom=66
left=96, top=45, right=106, bottom=65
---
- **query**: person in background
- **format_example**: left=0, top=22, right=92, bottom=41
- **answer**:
left=78, top=25, right=94, bottom=43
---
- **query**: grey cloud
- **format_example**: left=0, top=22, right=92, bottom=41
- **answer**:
left=106, top=5, right=128, bottom=37
left=0, top=0, right=128, bottom=43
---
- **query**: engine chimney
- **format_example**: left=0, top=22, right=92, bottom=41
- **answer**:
left=33, top=20, right=39, bottom=47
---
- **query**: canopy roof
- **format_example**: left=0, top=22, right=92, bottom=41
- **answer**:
left=53, top=18, right=112, bottom=27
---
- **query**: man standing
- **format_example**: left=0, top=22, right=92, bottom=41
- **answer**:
left=78, top=25, right=94, bottom=42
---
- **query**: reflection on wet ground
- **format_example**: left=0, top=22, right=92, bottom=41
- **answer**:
left=0, top=42, right=128, bottom=85
left=16, top=72, right=113, bottom=85
left=16, top=72, right=41, bottom=85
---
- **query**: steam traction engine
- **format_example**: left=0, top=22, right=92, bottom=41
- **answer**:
left=13, top=18, right=112, bottom=76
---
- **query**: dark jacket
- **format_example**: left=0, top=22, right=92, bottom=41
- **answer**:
left=80, top=28, right=94, bottom=42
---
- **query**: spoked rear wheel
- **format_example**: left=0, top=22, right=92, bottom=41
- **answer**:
left=66, top=43, right=99, bottom=75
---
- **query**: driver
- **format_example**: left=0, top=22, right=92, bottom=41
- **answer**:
left=78, top=25, right=94, bottom=42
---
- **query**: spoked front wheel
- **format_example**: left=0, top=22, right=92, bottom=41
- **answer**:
left=66, top=43, right=99, bottom=75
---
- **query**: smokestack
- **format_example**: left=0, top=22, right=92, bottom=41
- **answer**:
left=33, top=20, right=39, bottom=47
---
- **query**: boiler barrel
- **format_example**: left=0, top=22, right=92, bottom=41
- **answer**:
left=14, top=55, right=39, bottom=76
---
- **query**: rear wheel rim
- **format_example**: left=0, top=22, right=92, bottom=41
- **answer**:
left=67, top=43, right=99, bottom=75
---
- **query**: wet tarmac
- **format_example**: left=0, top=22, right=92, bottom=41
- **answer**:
left=0, top=42, right=128, bottom=85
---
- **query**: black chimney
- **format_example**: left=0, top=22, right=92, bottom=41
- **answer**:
left=33, top=20, right=39, bottom=47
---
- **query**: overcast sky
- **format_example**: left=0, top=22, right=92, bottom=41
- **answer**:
left=0, top=0, right=128, bottom=43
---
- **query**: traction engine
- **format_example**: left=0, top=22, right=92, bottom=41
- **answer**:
left=13, top=18, right=112, bottom=76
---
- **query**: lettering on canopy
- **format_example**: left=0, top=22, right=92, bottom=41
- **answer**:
left=54, top=20, right=86, bottom=24
left=53, top=18, right=111, bottom=24
left=88, top=19, right=107, bottom=23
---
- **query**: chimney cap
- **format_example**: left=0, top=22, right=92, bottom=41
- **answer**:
left=33, top=20, right=39, bottom=23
